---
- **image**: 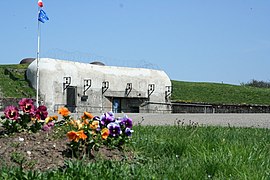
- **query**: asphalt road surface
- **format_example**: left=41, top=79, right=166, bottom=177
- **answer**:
left=115, top=113, right=270, bottom=129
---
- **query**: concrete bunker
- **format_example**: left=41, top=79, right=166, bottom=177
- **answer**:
left=26, top=58, right=172, bottom=113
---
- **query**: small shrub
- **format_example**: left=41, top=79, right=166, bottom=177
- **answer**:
left=242, top=79, right=270, bottom=88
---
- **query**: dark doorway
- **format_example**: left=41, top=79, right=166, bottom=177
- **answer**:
left=66, top=86, right=77, bottom=112
left=121, top=98, right=144, bottom=113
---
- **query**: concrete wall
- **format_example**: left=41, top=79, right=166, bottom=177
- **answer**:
left=172, top=103, right=270, bottom=113
left=26, top=58, right=172, bottom=113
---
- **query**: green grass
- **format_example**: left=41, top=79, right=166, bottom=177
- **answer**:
left=171, top=80, right=270, bottom=105
left=0, top=64, right=35, bottom=98
left=1, top=125, right=269, bottom=179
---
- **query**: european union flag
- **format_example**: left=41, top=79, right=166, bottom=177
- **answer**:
left=38, top=9, right=49, bottom=23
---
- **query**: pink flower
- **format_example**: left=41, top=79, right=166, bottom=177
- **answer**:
left=19, top=98, right=35, bottom=114
left=47, top=121, right=54, bottom=127
left=4, top=106, right=19, bottom=121
left=42, top=122, right=54, bottom=131
left=42, top=124, right=50, bottom=131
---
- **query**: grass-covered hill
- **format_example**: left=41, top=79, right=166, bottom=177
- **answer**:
left=0, top=64, right=35, bottom=98
left=1, top=64, right=270, bottom=106
left=171, top=80, right=270, bottom=105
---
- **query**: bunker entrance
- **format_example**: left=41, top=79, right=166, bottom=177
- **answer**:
left=66, top=86, right=77, bottom=113
left=111, top=97, right=146, bottom=113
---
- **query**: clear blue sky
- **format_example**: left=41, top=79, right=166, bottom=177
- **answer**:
left=1, top=1, right=270, bottom=85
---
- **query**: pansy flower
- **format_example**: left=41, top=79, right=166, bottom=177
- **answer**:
left=107, top=122, right=122, bottom=137
left=120, top=115, right=133, bottom=129
left=47, top=121, right=54, bottom=128
left=67, top=131, right=78, bottom=142
left=4, top=106, right=19, bottom=120
left=45, top=115, right=57, bottom=124
left=83, top=119, right=89, bottom=125
left=35, top=105, right=48, bottom=120
left=101, top=112, right=115, bottom=126
left=81, top=111, right=94, bottom=120
left=77, top=130, right=87, bottom=140
left=42, top=124, right=50, bottom=131
left=125, top=128, right=134, bottom=136
left=42, top=120, right=55, bottom=131
left=93, top=116, right=100, bottom=121
left=67, top=130, right=87, bottom=142
left=90, top=120, right=99, bottom=130
left=18, top=98, right=35, bottom=114
left=101, top=128, right=110, bottom=139
left=69, top=119, right=83, bottom=129
left=58, top=107, right=70, bottom=117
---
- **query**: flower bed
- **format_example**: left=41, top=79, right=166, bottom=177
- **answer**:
left=0, top=98, right=134, bottom=171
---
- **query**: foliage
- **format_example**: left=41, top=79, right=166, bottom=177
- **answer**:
left=0, top=98, right=56, bottom=134
left=242, top=79, right=270, bottom=88
left=1, top=125, right=270, bottom=179
left=58, top=107, right=134, bottom=158
left=171, top=80, right=270, bottom=105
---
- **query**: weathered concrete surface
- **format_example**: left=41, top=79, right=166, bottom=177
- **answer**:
left=26, top=58, right=172, bottom=112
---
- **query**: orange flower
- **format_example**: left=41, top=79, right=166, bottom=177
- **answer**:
left=82, top=111, right=94, bottom=120
left=77, top=130, right=87, bottom=140
left=101, top=128, right=110, bottom=140
left=67, top=130, right=87, bottom=142
left=58, top=107, right=70, bottom=117
left=67, top=131, right=80, bottom=142
left=83, top=119, right=89, bottom=125
left=90, top=120, right=99, bottom=130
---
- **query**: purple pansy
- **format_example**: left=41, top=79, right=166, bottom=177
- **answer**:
left=4, top=106, right=19, bottom=121
left=93, top=116, right=100, bottom=121
left=100, top=112, right=115, bottom=126
left=107, top=122, right=122, bottom=137
left=120, top=115, right=133, bottom=129
left=125, top=128, right=134, bottom=136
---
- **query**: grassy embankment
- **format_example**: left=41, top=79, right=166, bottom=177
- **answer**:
left=171, top=80, right=270, bottom=105
left=0, top=64, right=35, bottom=98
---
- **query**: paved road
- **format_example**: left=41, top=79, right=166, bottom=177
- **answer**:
left=1, top=112, right=270, bottom=128
left=115, top=113, right=270, bottom=129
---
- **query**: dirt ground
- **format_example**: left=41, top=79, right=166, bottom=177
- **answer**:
left=0, top=127, right=131, bottom=171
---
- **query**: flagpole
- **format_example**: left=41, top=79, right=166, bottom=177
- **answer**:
left=36, top=7, right=41, bottom=107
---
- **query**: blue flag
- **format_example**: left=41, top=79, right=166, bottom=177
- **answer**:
left=38, top=9, right=49, bottom=23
